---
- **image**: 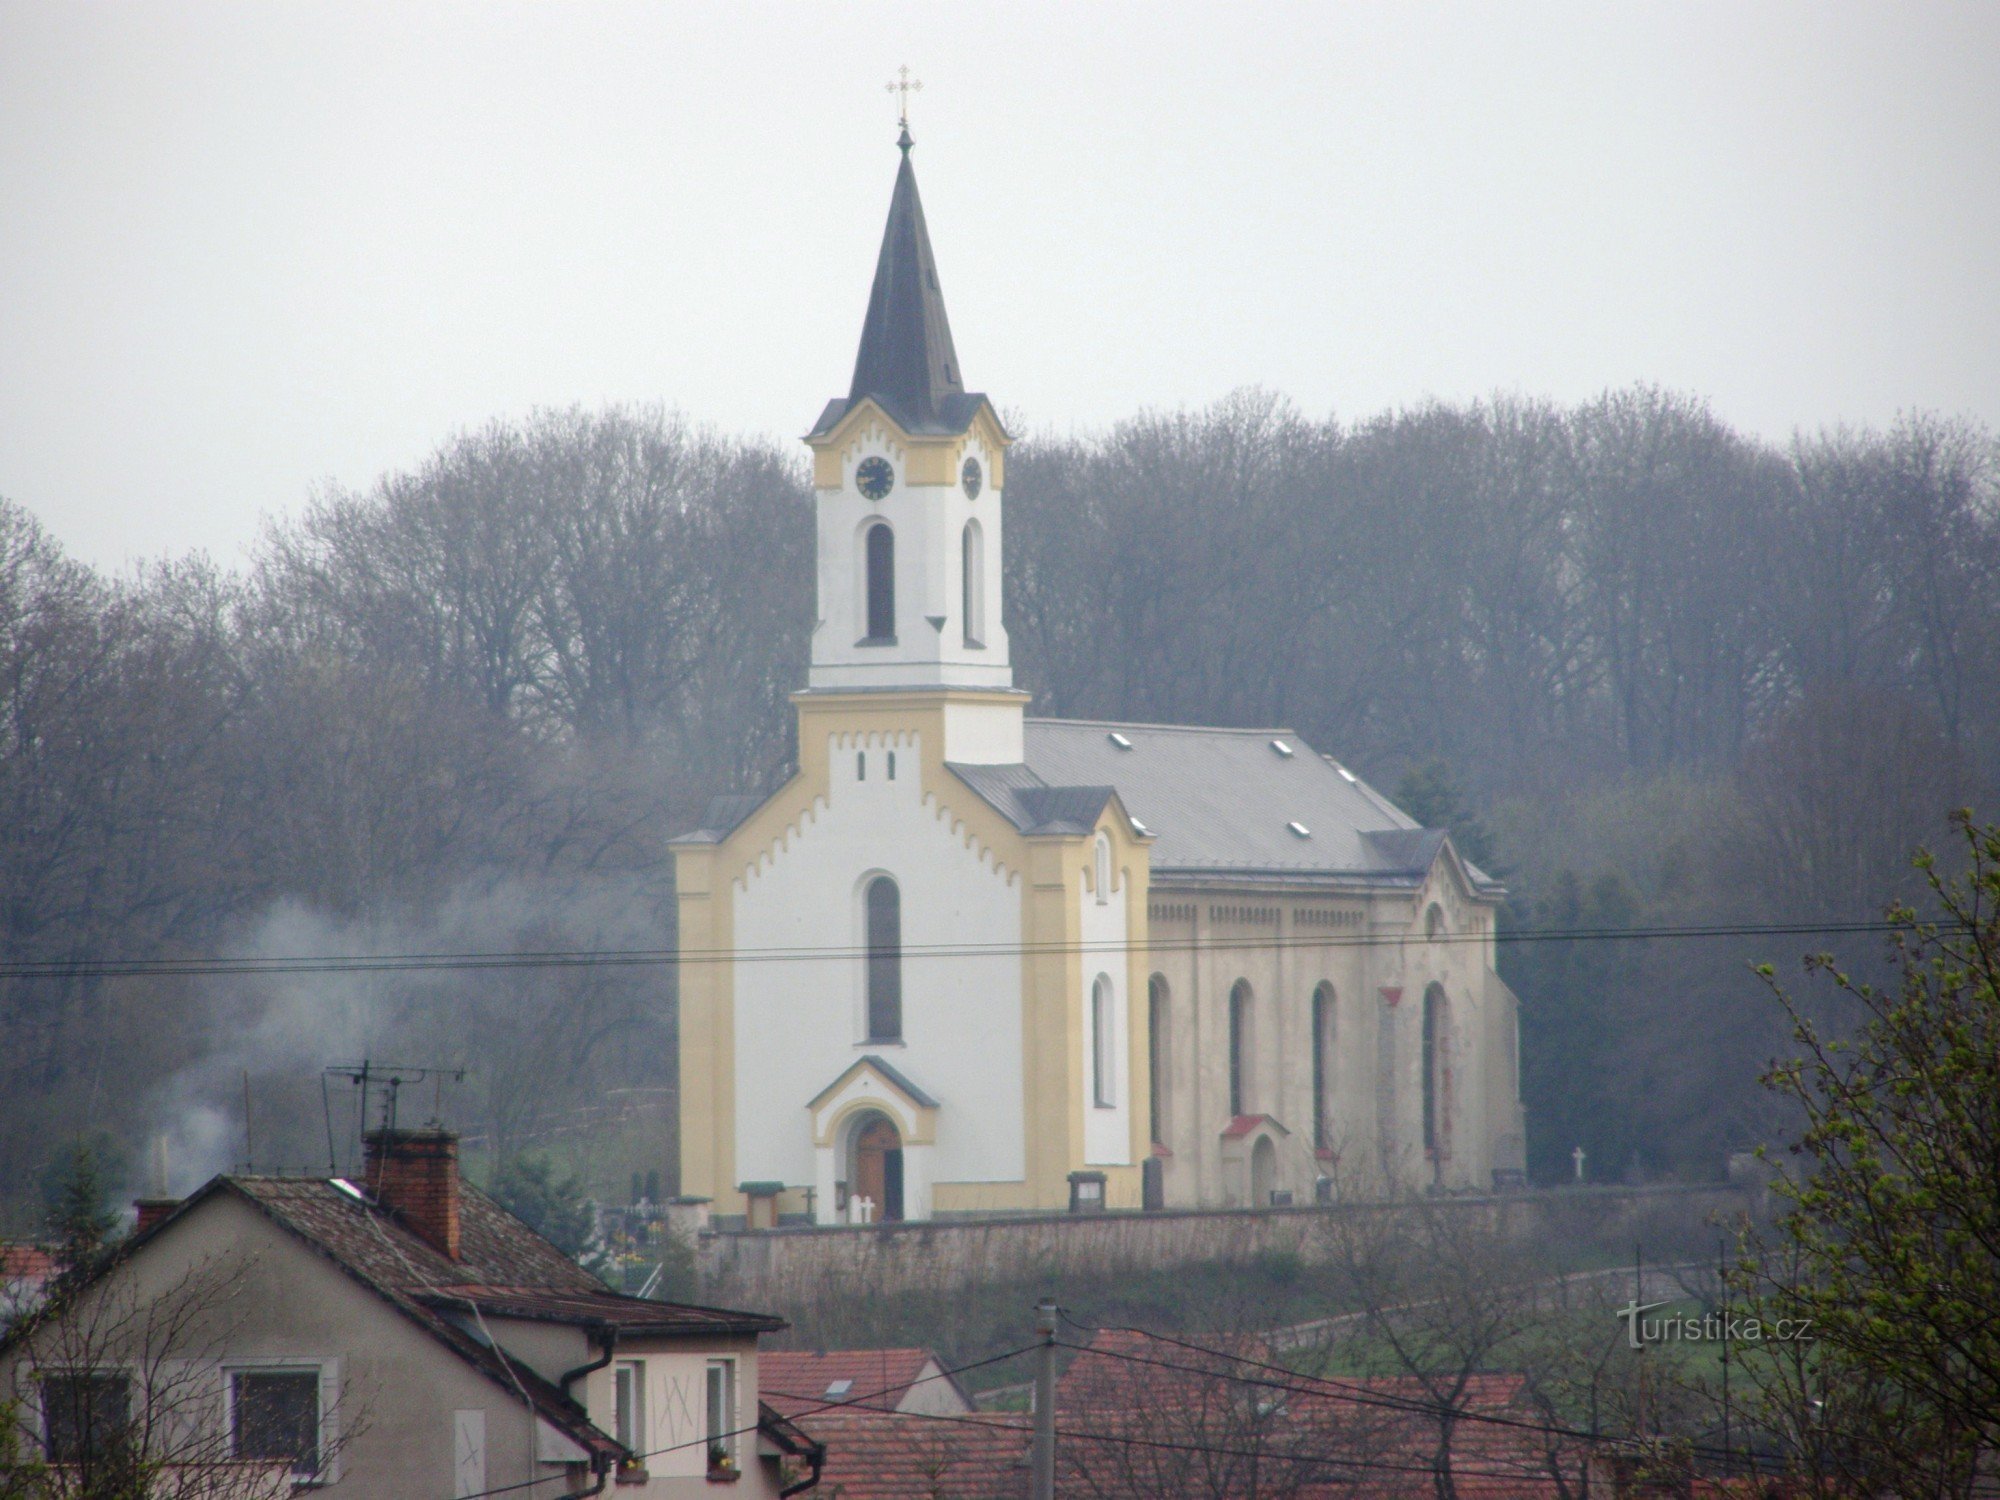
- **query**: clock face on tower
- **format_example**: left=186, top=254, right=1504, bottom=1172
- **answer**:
left=961, top=457, right=982, bottom=499
left=856, top=456, right=895, bottom=501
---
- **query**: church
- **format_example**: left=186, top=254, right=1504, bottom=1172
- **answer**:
left=673, top=126, right=1527, bottom=1226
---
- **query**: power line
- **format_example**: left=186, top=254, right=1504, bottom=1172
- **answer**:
left=0, top=915, right=1919, bottom=983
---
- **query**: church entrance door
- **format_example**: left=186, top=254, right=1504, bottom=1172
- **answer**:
left=851, top=1114, right=905, bottom=1222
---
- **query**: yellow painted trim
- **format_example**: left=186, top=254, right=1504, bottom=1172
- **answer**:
left=806, top=397, right=1011, bottom=492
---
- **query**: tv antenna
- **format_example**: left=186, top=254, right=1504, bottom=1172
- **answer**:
left=321, top=1059, right=468, bottom=1173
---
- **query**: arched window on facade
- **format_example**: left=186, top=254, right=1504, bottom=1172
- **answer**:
left=1312, top=983, right=1336, bottom=1152
left=962, top=521, right=985, bottom=647
left=1228, top=980, right=1253, bottom=1117
left=1094, top=834, right=1111, bottom=905
left=864, top=524, right=895, bottom=642
left=1148, top=975, right=1169, bottom=1146
left=1422, top=983, right=1449, bottom=1158
left=1092, top=974, right=1116, bottom=1107
left=1425, top=903, right=1445, bottom=942
left=865, top=876, right=902, bottom=1042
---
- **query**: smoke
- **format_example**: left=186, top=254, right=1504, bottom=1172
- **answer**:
left=145, top=871, right=673, bottom=1196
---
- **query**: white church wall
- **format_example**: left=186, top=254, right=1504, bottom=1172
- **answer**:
left=1080, top=835, right=1133, bottom=1167
left=730, top=729, right=1025, bottom=1199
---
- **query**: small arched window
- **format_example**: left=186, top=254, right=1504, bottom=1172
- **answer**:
left=1422, top=983, right=1448, bottom=1157
left=864, top=524, right=895, bottom=642
left=1312, top=983, right=1336, bottom=1152
left=1094, top=834, right=1112, bottom=905
left=1425, top=904, right=1445, bottom=942
left=1228, top=980, right=1253, bottom=1117
left=1092, top=974, right=1116, bottom=1107
left=1148, top=975, right=1169, bottom=1146
left=962, top=521, right=985, bottom=647
left=865, top=877, right=902, bottom=1042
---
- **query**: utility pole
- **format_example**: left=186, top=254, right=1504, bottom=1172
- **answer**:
left=1031, top=1298, right=1058, bottom=1500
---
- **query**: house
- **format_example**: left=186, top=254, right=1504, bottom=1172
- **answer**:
left=674, top=121, right=1526, bottom=1228
left=760, top=1349, right=974, bottom=1419
left=1, top=1245, right=55, bottom=1324
left=1, top=1128, right=822, bottom=1498
left=777, top=1328, right=1585, bottom=1499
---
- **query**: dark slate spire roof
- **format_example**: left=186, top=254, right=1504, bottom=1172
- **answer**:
left=810, top=132, right=995, bottom=439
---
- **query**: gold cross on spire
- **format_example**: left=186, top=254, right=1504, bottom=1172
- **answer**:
left=886, top=65, right=922, bottom=132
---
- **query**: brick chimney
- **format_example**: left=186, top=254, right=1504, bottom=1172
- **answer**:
left=362, top=1128, right=461, bottom=1260
left=133, top=1198, right=179, bottom=1235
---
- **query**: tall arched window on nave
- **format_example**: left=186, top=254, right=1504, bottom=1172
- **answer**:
left=1148, top=975, right=1169, bottom=1147
left=864, top=523, right=895, bottom=642
left=1228, top=980, right=1254, bottom=1117
left=1422, top=982, right=1449, bottom=1160
left=865, top=876, right=902, bottom=1042
left=1312, top=983, right=1336, bottom=1152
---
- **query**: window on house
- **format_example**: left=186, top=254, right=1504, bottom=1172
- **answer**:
left=887, top=750, right=896, bottom=780
left=613, top=1361, right=646, bottom=1456
left=1423, top=984, right=1448, bottom=1156
left=1148, top=975, right=1169, bottom=1146
left=962, top=521, right=985, bottom=646
left=1426, top=903, right=1445, bottom=942
left=231, top=1369, right=323, bottom=1479
left=864, top=523, right=895, bottom=642
left=1093, top=834, right=1111, bottom=905
left=1312, top=984, right=1336, bottom=1152
left=865, top=876, right=902, bottom=1042
left=1229, top=980, right=1253, bottom=1117
left=705, top=1360, right=736, bottom=1471
left=41, top=1371, right=130, bottom=1466
left=857, top=751, right=866, bottom=780
left=1092, top=974, right=1117, bottom=1107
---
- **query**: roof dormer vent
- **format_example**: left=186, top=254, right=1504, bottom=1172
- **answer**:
left=1108, top=732, right=1133, bottom=750
left=1288, top=821, right=1312, bottom=839
left=1271, top=739, right=1294, bottom=758
left=1335, top=764, right=1358, bottom=784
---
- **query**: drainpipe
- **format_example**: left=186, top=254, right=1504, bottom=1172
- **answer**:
left=559, top=1328, right=618, bottom=1399
left=558, top=1457, right=611, bottom=1499
left=557, top=1331, right=620, bottom=1497
left=779, top=1445, right=826, bottom=1497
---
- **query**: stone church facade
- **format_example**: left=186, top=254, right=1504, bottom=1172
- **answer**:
left=673, top=127, right=1526, bottom=1227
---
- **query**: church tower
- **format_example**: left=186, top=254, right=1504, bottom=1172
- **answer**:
left=803, top=126, right=1015, bottom=705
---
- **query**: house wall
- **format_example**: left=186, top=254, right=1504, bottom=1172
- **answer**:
left=0, top=1194, right=576, bottom=1500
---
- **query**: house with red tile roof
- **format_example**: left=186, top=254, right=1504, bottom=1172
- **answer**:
left=1, top=1129, right=821, bottom=1498
left=762, top=1348, right=975, bottom=1420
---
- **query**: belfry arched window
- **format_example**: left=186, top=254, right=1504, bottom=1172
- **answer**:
left=1092, top=974, right=1117, bottom=1107
left=864, top=524, right=895, bottom=642
left=1422, top=983, right=1449, bottom=1157
left=865, top=876, right=902, bottom=1042
left=962, top=521, right=985, bottom=647
left=1312, top=983, right=1336, bottom=1152
left=1228, top=980, right=1254, bottom=1117
left=1094, top=834, right=1111, bottom=905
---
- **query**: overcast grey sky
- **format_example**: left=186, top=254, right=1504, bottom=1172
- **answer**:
left=3, top=2, right=1997, bottom=571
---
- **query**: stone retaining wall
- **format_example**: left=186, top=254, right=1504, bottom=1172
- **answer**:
left=696, top=1183, right=1758, bottom=1307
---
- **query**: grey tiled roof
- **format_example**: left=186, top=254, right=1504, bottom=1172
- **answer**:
left=1020, top=718, right=1501, bottom=890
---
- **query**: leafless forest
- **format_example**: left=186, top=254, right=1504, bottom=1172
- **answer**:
left=2, top=387, right=1994, bottom=1222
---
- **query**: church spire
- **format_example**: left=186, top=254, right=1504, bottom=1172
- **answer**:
left=846, top=130, right=965, bottom=433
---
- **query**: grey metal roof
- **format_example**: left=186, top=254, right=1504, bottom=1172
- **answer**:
left=946, top=764, right=1117, bottom=836
left=673, top=792, right=765, bottom=845
left=1021, top=718, right=1501, bottom=890
left=808, top=135, right=999, bottom=440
